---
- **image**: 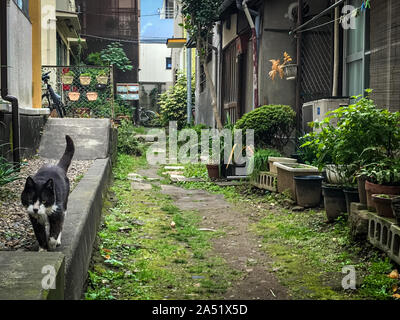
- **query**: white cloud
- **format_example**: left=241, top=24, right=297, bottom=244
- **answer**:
left=141, top=22, right=153, bottom=36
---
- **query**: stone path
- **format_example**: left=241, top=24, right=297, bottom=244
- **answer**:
left=134, top=164, right=289, bottom=300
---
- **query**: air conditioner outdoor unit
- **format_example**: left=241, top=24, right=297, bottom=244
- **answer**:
left=302, top=97, right=350, bottom=133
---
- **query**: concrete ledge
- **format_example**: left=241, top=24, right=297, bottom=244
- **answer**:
left=348, top=202, right=369, bottom=241
left=0, top=252, right=65, bottom=300
left=60, top=158, right=112, bottom=300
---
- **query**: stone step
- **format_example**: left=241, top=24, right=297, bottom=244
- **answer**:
left=39, top=118, right=112, bottom=160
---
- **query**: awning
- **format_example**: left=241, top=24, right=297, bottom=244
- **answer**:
left=166, top=38, right=187, bottom=48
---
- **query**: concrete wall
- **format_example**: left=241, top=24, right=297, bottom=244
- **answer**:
left=222, top=13, right=238, bottom=49
left=6, top=1, right=33, bottom=109
left=259, top=0, right=296, bottom=108
left=41, top=0, right=58, bottom=65
left=139, top=43, right=173, bottom=84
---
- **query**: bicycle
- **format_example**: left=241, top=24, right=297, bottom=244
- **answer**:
left=139, top=107, right=158, bottom=126
left=42, top=71, right=66, bottom=118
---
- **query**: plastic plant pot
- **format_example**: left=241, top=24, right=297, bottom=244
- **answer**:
left=294, top=176, right=324, bottom=208
left=322, top=184, right=347, bottom=223
left=343, top=188, right=360, bottom=214
left=206, top=164, right=220, bottom=180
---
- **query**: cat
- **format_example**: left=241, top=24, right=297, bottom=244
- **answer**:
left=21, top=135, right=75, bottom=252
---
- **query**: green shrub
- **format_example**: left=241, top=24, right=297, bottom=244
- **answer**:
left=235, top=105, right=296, bottom=150
left=158, top=72, right=195, bottom=130
left=117, top=120, right=143, bottom=156
left=249, top=148, right=281, bottom=178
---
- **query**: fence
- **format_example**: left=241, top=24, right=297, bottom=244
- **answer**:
left=41, top=65, right=116, bottom=119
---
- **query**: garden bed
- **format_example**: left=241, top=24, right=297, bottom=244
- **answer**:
left=0, top=157, right=93, bottom=251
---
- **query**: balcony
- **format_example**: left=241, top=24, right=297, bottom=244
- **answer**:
left=56, top=0, right=81, bottom=39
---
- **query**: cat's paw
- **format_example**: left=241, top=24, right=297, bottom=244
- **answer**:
left=48, top=237, right=58, bottom=251
left=38, top=247, right=47, bottom=252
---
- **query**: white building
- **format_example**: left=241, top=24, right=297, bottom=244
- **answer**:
left=138, top=40, right=173, bottom=111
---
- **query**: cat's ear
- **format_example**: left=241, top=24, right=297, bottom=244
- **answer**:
left=45, top=179, right=54, bottom=191
left=25, top=177, right=35, bottom=189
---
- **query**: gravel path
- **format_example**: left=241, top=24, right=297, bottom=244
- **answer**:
left=0, top=158, right=93, bottom=251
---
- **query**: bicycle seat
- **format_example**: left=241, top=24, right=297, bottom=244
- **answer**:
left=42, top=71, right=51, bottom=81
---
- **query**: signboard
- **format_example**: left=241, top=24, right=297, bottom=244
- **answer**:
left=117, top=83, right=139, bottom=101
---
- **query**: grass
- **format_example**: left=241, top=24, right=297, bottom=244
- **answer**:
left=85, top=154, right=240, bottom=300
left=173, top=163, right=400, bottom=300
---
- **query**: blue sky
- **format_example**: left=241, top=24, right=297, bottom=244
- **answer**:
left=140, top=0, right=173, bottom=40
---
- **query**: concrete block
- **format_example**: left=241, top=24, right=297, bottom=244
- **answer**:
left=367, top=211, right=400, bottom=265
left=0, top=252, right=65, bottom=300
left=348, top=203, right=370, bottom=241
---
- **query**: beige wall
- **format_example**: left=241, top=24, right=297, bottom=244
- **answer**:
left=222, top=13, right=237, bottom=49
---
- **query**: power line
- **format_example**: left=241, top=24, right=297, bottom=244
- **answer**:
left=78, top=11, right=161, bottom=18
left=80, top=33, right=169, bottom=44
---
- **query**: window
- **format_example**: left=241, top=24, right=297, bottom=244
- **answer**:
left=344, top=0, right=370, bottom=98
left=166, top=57, right=172, bottom=70
left=14, top=0, right=29, bottom=18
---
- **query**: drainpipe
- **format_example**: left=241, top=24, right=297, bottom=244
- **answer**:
left=1, top=0, right=21, bottom=167
left=238, top=0, right=260, bottom=109
left=332, top=7, right=340, bottom=97
left=295, top=0, right=303, bottom=134
left=186, top=47, right=192, bottom=124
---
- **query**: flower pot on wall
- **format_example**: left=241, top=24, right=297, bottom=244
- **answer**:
left=96, top=75, right=109, bottom=85
left=79, top=76, right=91, bottom=86
left=68, top=92, right=80, bottom=101
left=268, top=157, right=297, bottom=174
left=283, top=64, right=297, bottom=80
left=62, top=75, right=74, bottom=85
left=372, top=194, right=397, bottom=218
left=322, top=184, right=347, bottom=222
left=86, top=92, right=98, bottom=101
left=365, top=181, right=400, bottom=212
left=294, top=176, right=324, bottom=208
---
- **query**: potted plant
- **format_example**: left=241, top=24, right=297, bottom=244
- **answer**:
left=269, top=52, right=296, bottom=81
left=79, top=73, right=92, bottom=86
left=68, top=92, right=80, bottom=101
left=96, top=70, right=109, bottom=84
left=372, top=194, right=397, bottom=218
left=86, top=92, right=98, bottom=101
left=360, top=159, right=400, bottom=212
left=62, top=71, right=75, bottom=85
left=206, top=159, right=220, bottom=181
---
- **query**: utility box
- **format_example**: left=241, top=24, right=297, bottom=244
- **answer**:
left=302, top=98, right=350, bottom=132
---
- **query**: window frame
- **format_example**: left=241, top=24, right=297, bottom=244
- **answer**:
left=13, top=0, right=30, bottom=20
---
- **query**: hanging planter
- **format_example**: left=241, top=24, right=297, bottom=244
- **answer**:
left=283, top=64, right=298, bottom=80
left=68, top=92, right=80, bottom=101
left=62, top=74, right=74, bottom=85
left=96, top=75, right=109, bottom=85
left=86, top=92, right=98, bottom=101
left=79, top=74, right=91, bottom=86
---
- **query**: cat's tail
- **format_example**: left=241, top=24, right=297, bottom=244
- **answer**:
left=58, top=135, right=75, bottom=172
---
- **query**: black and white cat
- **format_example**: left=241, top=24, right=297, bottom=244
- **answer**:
left=21, top=135, right=75, bottom=252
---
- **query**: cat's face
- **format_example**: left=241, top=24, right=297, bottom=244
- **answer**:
left=21, top=177, right=55, bottom=215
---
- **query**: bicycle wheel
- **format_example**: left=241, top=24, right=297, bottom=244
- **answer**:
left=54, top=103, right=64, bottom=118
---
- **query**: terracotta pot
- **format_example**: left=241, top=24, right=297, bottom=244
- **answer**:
left=206, top=164, right=220, bottom=180
left=79, top=76, right=91, bottom=86
left=365, top=181, right=400, bottom=212
left=68, top=92, right=80, bottom=101
left=372, top=194, right=397, bottom=218
left=86, top=92, right=98, bottom=101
